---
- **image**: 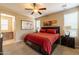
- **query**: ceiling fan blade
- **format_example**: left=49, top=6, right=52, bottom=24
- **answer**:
left=31, top=12, right=34, bottom=14
left=39, top=8, right=46, bottom=10
left=33, top=3, right=36, bottom=8
left=25, top=8, right=33, bottom=10
left=38, top=11, right=42, bottom=15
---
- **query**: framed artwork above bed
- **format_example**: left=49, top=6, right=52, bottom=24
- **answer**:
left=21, top=20, right=33, bottom=30
left=43, top=19, right=57, bottom=26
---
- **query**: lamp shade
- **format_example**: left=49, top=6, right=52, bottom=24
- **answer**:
left=64, top=26, right=71, bottom=36
left=64, top=26, right=71, bottom=32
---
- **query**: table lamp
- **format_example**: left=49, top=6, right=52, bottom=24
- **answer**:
left=64, top=26, right=71, bottom=37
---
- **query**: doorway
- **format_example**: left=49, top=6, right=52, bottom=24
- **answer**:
left=0, top=13, right=15, bottom=45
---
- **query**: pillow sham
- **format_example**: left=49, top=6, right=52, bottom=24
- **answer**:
left=47, top=29, right=57, bottom=34
left=40, top=29, right=46, bottom=33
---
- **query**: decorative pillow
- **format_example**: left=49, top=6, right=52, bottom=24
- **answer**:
left=47, top=29, right=57, bottom=34
left=40, top=29, right=46, bottom=33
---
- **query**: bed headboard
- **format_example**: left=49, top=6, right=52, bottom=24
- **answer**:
left=41, top=26, right=60, bottom=34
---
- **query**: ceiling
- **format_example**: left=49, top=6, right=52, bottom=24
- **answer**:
left=0, top=3, right=79, bottom=18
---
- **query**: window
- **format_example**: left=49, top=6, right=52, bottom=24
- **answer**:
left=1, top=19, right=8, bottom=30
left=64, top=12, right=78, bottom=37
left=36, top=20, right=40, bottom=32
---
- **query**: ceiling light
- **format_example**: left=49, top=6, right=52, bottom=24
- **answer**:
left=33, top=9, right=38, bottom=13
left=25, top=3, right=46, bottom=15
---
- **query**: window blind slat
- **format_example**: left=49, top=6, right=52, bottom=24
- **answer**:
left=64, top=12, right=78, bottom=37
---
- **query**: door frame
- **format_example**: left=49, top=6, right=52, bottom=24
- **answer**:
left=0, top=13, right=16, bottom=41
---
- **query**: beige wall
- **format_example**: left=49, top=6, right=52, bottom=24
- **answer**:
left=0, top=5, right=35, bottom=42
left=38, top=7, right=79, bottom=47
left=76, top=6, right=79, bottom=47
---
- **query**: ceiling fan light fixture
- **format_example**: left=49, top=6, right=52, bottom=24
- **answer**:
left=25, top=3, right=46, bottom=15
left=33, top=9, right=38, bottom=13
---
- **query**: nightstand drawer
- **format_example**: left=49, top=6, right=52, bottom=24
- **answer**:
left=67, top=37, right=75, bottom=48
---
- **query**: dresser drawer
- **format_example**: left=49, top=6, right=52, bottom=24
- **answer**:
left=67, top=37, right=75, bottom=48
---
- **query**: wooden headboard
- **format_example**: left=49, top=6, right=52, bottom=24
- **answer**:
left=41, top=26, right=60, bottom=34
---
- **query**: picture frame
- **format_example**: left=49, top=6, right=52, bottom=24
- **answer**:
left=43, top=20, right=52, bottom=26
left=21, top=20, right=33, bottom=30
left=43, top=19, right=57, bottom=26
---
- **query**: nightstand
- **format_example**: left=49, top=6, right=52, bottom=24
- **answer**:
left=61, top=35, right=75, bottom=48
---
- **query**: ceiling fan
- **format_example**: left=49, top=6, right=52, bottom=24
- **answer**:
left=25, top=3, right=46, bottom=15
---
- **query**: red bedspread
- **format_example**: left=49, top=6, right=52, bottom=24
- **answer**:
left=24, top=32, right=60, bottom=54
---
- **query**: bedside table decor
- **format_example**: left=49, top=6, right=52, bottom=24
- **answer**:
left=64, top=26, right=71, bottom=37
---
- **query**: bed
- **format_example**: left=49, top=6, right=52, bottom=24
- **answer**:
left=24, top=27, right=60, bottom=55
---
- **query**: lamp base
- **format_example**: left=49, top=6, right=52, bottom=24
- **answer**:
left=65, top=32, right=70, bottom=37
